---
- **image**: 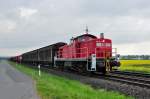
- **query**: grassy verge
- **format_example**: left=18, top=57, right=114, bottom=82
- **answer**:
left=119, top=60, right=150, bottom=73
left=10, top=62, right=133, bottom=99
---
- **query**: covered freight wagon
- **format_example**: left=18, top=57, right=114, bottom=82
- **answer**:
left=22, top=42, right=66, bottom=66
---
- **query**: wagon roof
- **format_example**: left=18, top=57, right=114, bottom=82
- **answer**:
left=38, top=42, right=66, bottom=49
left=22, top=42, right=66, bottom=55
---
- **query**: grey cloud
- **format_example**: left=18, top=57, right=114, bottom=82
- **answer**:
left=80, top=0, right=150, bottom=16
left=0, top=0, right=150, bottom=56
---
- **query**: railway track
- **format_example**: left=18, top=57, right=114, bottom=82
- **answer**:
left=111, top=70, right=150, bottom=78
left=100, top=70, right=150, bottom=89
left=105, top=73, right=150, bottom=88
left=25, top=64, right=150, bottom=89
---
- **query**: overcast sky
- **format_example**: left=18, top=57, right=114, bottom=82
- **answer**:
left=0, top=0, right=150, bottom=56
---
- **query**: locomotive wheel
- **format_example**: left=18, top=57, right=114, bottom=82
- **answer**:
left=89, top=71, right=95, bottom=76
left=57, top=62, right=64, bottom=71
left=102, top=67, right=106, bottom=75
left=110, top=66, right=112, bottom=71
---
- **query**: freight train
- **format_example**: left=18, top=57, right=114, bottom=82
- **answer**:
left=10, top=31, right=120, bottom=74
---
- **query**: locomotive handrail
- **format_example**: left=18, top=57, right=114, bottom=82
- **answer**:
left=57, top=47, right=88, bottom=59
left=95, top=47, right=117, bottom=59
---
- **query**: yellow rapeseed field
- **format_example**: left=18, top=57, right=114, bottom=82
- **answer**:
left=119, top=60, right=150, bottom=73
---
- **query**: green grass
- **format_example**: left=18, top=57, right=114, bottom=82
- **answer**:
left=10, top=62, right=133, bottom=99
left=119, top=60, right=150, bottom=73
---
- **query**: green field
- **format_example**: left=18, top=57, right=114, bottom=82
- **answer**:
left=10, top=62, right=133, bottom=99
left=119, top=60, right=150, bottom=73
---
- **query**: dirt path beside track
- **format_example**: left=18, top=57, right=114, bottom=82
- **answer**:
left=0, top=61, right=39, bottom=99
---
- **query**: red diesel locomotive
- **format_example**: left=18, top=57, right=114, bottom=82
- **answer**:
left=55, top=32, right=120, bottom=74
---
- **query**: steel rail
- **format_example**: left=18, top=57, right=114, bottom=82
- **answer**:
left=111, top=70, right=150, bottom=78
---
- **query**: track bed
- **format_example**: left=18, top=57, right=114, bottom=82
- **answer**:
left=24, top=64, right=150, bottom=99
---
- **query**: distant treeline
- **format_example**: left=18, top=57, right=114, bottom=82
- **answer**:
left=120, top=55, right=150, bottom=60
left=0, top=57, right=9, bottom=60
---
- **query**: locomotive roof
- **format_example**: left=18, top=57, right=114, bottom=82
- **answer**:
left=74, top=34, right=97, bottom=40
